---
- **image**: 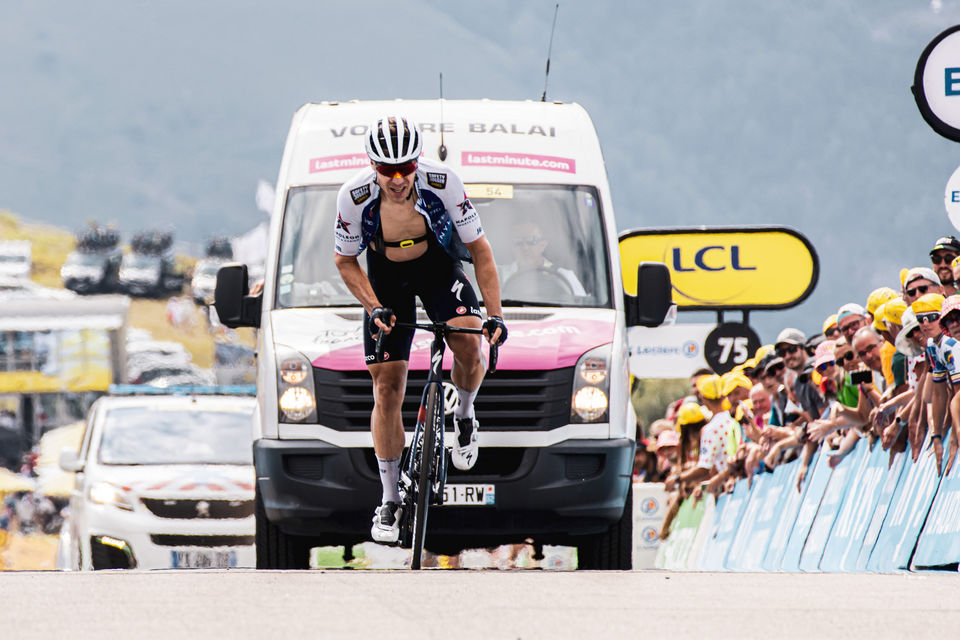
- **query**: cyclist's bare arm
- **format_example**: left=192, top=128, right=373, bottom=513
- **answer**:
left=333, top=254, right=393, bottom=333
left=465, top=236, right=503, bottom=343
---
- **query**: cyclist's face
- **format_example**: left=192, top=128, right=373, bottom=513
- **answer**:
left=375, top=166, right=415, bottom=204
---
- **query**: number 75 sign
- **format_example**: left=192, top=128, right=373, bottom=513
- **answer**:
left=703, top=323, right=761, bottom=374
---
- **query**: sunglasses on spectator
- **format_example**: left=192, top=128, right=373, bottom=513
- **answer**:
left=776, top=344, right=801, bottom=357
left=906, top=284, right=931, bottom=297
left=931, top=253, right=957, bottom=266
left=824, top=327, right=840, bottom=338
left=514, top=236, right=544, bottom=247
left=815, top=361, right=835, bottom=373
left=837, top=351, right=855, bottom=363
left=916, top=312, right=941, bottom=324
left=374, top=160, right=418, bottom=178
left=856, top=343, right=879, bottom=358
left=764, top=363, right=784, bottom=377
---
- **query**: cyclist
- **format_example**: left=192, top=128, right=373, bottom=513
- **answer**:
left=333, top=115, right=507, bottom=544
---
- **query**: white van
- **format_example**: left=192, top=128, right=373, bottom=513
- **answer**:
left=215, top=99, right=671, bottom=569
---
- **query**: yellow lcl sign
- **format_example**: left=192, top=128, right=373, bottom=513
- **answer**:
left=619, top=227, right=818, bottom=310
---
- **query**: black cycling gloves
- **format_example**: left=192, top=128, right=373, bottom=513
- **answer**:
left=483, top=316, right=508, bottom=345
left=369, top=306, right=395, bottom=336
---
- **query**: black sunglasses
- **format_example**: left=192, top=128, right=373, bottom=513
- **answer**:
left=776, top=344, right=801, bottom=357
left=764, top=363, right=785, bottom=377
left=906, top=284, right=931, bottom=298
left=916, top=312, right=941, bottom=324
left=931, top=253, right=957, bottom=266
left=837, top=351, right=855, bottom=363
left=856, top=343, right=880, bottom=358
left=824, top=327, right=840, bottom=338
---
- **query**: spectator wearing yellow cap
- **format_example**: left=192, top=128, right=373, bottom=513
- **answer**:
left=937, top=296, right=960, bottom=473
left=912, top=292, right=950, bottom=469
left=930, top=236, right=960, bottom=296
left=870, top=300, right=899, bottom=390
left=822, top=314, right=839, bottom=340
left=662, top=401, right=713, bottom=495
left=866, top=287, right=898, bottom=322
left=902, top=267, right=943, bottom=304
left=721, top=371, right=752, bottom=451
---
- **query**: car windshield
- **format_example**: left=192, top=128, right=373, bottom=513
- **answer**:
left=98, top=405, right=254, bottom=465
left=123, top=254, right=160, bottom=270
left=275, top=183, right=611, bottom=308
left=66, top=253, right=105, bottom=266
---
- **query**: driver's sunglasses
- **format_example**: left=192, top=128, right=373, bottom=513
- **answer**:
left=931, top=253, right=957, bottom=266
left=514, top=235, right=544, bottom=247
left=374, top=160, right=418, bottom=178
left=906, top=284, right=930, bottom=298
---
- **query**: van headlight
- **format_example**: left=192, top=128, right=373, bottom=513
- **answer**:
left=276, top=347, right=317, bottom=422
left=571, top=344, right=610, bottom=423
left=88, top=482, right=135, bottom=511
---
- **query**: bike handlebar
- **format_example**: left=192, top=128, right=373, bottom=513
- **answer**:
left=374, top=321, right=499, bottom=373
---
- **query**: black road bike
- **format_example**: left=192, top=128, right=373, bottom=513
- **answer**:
left=376, top=321, right=498, bottom=569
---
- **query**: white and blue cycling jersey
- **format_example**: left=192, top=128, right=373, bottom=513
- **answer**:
left=926, top=335, right=960, bottom=386
left=334, top=157, right=484, bottom=262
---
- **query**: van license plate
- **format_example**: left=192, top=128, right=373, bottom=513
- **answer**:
left=171, top=550, right=236, bottom=568
left=443, top=484, right=495, bottom=506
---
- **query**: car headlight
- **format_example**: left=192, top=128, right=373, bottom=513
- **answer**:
left=88, top=482, right=135, bottom=511
left=571, top=344, right=611, bottom=423
left=276, top=347, right=317, bottom=422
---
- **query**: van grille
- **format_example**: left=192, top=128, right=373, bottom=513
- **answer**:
left=312, top=367, right=574, bottom=431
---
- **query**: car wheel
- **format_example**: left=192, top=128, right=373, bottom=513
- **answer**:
left=576, top=483, right=633, bottom=570
left=255, top=484, right=312, bottom=570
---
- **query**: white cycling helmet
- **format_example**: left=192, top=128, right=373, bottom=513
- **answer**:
left=365, top=115, right=422, bottom=164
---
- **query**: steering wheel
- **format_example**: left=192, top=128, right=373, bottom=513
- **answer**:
left=502, top=266, right=575, bottom=303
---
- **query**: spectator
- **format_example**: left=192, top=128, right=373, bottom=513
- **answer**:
left=822, top=314, right=839, bottom=340
left=902, top=266, right=943, bottom=304
left=633, top=439, right=659, bottom=481
left=865, top=287, right=898, bottom=323
left=776, top=327, right=825, bottom=422
left=913, top=293, right=949, bottom=470
left=837, top=303, right=869, bottom=343
left=655, top=429, right=680, bottom=480
left=929, top=236, right=960, bottom=297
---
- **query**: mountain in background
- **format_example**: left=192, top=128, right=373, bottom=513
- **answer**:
left=2, top=0, right=960, bottom=342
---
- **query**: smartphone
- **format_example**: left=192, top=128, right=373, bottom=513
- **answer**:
left=850, top=370, right=872, bottom=385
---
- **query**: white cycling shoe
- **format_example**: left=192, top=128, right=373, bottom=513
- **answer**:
left=452, top=417, right=480, bottom=471
left=371, top=502, right=402, bottom=544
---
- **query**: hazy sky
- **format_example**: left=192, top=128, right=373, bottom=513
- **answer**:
left=3, top=0, right=960, bottom=342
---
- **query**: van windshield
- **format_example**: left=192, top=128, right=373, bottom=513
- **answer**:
left=276, top=184, right=611, bottom=309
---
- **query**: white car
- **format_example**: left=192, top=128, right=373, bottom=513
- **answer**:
left=58, top=390, right=257, bottom=570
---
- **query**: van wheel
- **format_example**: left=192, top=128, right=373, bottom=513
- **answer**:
left=255, top=485, right=312, bottom=569
left=576, top=483, right=632, bottom=570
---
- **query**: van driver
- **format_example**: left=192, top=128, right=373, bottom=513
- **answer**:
left=333, top=116, right=507, bottom=544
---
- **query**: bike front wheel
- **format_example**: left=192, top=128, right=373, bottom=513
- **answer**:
left=411, top=383, right=443, bottom=570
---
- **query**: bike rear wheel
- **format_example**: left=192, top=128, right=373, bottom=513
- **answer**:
left=411, top=383, right=443, bottom=570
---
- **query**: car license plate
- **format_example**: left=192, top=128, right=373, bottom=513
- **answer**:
left=442, top=484, right=495, bottom=506
left=171, top=550, right=237, bottom=568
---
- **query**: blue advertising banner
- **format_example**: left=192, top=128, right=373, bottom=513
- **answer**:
left=699, top=479, right=749, bottom=571
left=867, top=432, right=948, bottom=572
left=821, top=439, right=891, bottom=572
left=855, top=448, right=907, bottom=571
left=724, top=473, right=771, bottom=571
left=761, top=458, right=810, bottom=572
left=799, top=439, right=868, bottom=572
left=780, top=449, right=832, bottom=571
left=912, top=447, right=960, bottom=569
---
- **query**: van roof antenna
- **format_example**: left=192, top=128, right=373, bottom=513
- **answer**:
left=540, top=3, right=560, bottom=102
left=438, top=73, right=448, bottom=161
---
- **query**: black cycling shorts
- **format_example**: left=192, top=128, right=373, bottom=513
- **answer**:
left=363, top=240, right=481, bottom=364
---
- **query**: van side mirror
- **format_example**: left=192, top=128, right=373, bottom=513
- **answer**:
left=625, top=262, right=672, bottom=327
left=59, top=448, right=84, bottom=473
left=214, top=263, right=262, bottom=328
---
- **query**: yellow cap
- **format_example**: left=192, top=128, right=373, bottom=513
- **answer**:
left=872, top=303, right=888, bottom=331
left=866, top=287, right=898, bottom=316
left=884, top=297, right=907, bottom=328
left=952, top=255, right=960, bottom=269
left=822, top=314, right=838, bottom=335
left=721, top=372, right=753, bottom=396
left=696, top=374, right=723, bottom=400
left=675, top=402, right=713, bottom=429
left=754, top=344, right=774, bottom=360
left=733, top=398, right=754, bottom=422
left=900, top=268, right=910, bottom=287
left=911, top=293, right=946, bottom=314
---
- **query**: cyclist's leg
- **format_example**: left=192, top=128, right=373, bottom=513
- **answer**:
left=420, top=259, right=484, bottom=469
